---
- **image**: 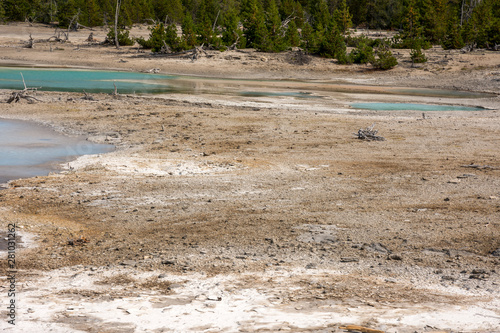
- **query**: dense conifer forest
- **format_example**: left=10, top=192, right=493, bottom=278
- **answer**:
left=1, top=0, right=498, bottom=67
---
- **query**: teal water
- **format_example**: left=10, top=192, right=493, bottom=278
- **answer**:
left=0, top=67, right=176, bottom=94
left=0, top=119, right=114, bottom=186
left=1, top=67, right=495, bottom=100
left=351, top=102, right=486, bottom=111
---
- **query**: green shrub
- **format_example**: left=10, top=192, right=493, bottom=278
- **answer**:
left=106, top=28, right=135, bottom=46
left=370, top=46, right=398, bottom=70
left=136, top=23, right=185, bottom=52
left=410, top=44, right=427, bottom=63
left=349, top=42, right=374, bottom=64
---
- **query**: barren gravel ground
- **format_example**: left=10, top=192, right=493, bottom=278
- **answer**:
left=0, top=23, right=499, bottom=332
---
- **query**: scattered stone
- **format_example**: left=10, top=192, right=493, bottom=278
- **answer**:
left=120, top=260, right=137, bottom=267
left=457, top=174, right=476, bottom=179
left=491, top=248, right=500, bottom=257
left=388, top=254, right=402, bottom=260
left=265, top=238, right=275, bottom=244
left=340, top=257, right=359, bottom=262
left=161, top=260, right=176, bottom=265
left=441, top=276, right=456, bottom=281
left=363, top=242, right=391, bottom=254
left=305, top=263, right=317, bottom=269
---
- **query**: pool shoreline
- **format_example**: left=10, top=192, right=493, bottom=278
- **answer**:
left=0, top=117, right=115, bottom=188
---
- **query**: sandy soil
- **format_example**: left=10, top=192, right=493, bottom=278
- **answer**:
left=0, top=23, right=500, bottom=332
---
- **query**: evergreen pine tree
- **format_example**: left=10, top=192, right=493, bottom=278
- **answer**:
left=286, top=20, right=301, bottom=47
left=150, top=22, right=167, bottom=51
left=3, top=0, right=34, bottom=22
left=241, top=0, right=268, bottom=49
left=279, top=0, right=305, bottom=27
left=164, top=23, right=182, bottom=51
left=75, top=0, right=101, bottom=26
left=319, top=19, right=348, bottom=62
left=57, top=0, right=79, bottom=28
left=181, top=14, right=197, bottom=48
left=264, top=0, right=287, bottom=52
left=0, top=0, right=7, bottom=22
left=402, top=0, right=421, bottom=41
left=333, top=0, right=352, bottom=35
left=311, top=0, right=330, bottom=31
left=410, top=39, right=427, bottom=64
left=300, top=21, right=315, bottom=52
left=442, top=17, right=464, bottom=49
left=221, top=6, right=242, bottom=47
left=96, top=0, right=114, bottom=26
left=153, top=0, right=184, bottom=24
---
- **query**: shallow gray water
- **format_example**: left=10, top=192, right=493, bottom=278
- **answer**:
left=0, top=119, right=114, bottom=186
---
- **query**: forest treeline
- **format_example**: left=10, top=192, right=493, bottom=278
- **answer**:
left=1, top=0, right=499, bottom=66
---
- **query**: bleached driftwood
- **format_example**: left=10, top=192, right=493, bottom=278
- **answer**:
left=6, top=73, right=41, bottom=104
left=354, top=123, right=385, bottom=141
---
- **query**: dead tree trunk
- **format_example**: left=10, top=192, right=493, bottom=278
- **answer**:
left=67, top=9, right=81, bottom=39
left=114, top=0, right=121, bottom=49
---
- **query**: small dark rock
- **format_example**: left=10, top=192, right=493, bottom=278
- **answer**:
left=305, top=263, right=317, bottom=269
left=388, top=254, right=402, bottom=260
left=340, top=257, right=359, bottom=262
left=161, top=260, right=176, bottom=265
left=265, top=238, right=275, bottom=244
left=472, top=269, right=487, bottom=274
left=441, top=276, right=456, bottom=281
left=491, top=248, right=500, bottom=257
